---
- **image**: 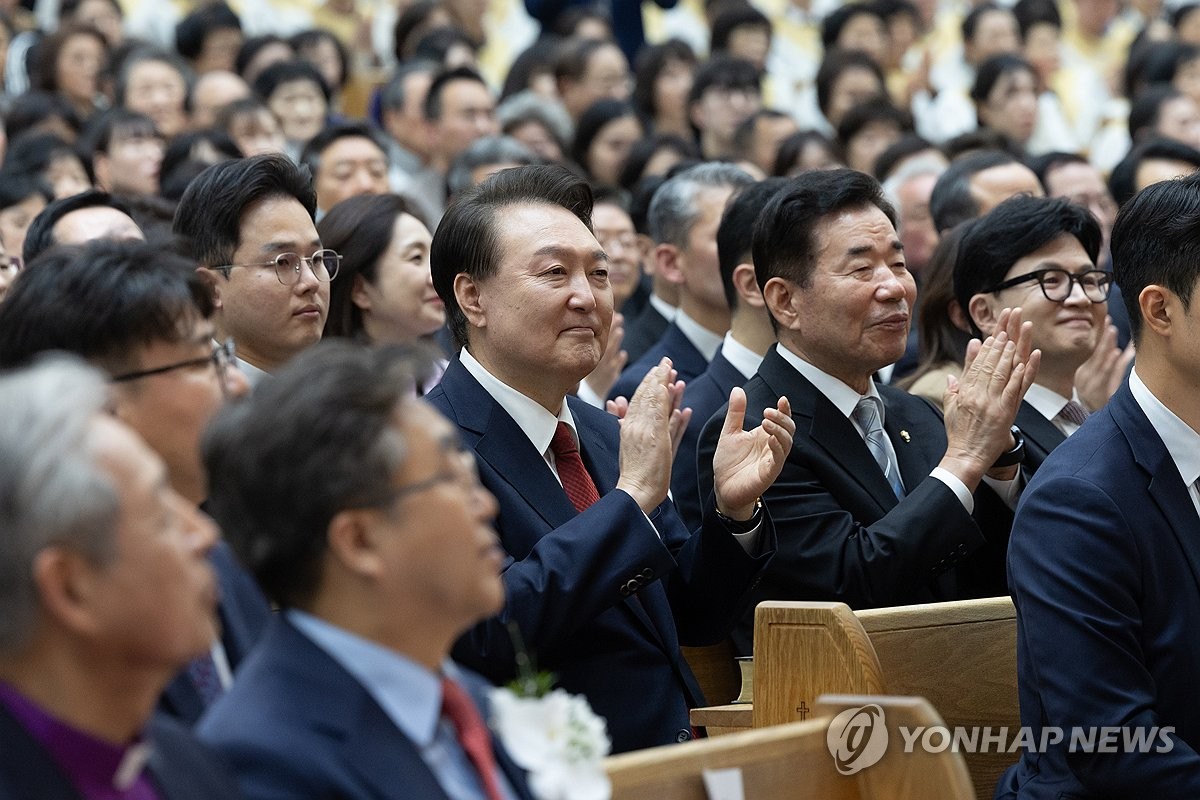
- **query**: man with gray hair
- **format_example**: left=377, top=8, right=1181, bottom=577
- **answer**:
left=446, top=135, right=541, bottom=203
left=882, top=153, right=946, bottom=281
left=608, top=162, right=756, bottom=400
left=0, top=358, right=238, bottom=796
left=379, top=60, right=443, bottom=224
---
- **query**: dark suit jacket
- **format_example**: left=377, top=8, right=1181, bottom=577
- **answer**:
left=1014, top=400, right=1067, bottom=480
left=523, top=0, right=676, bottom=63
left=198, top=617, right=535, bottom=800
left=996, top=383, right=1200, bottom=799
left=697, top=347, right=1012, bottom=654
left=0, top=704, right=241, bottom=800
left=609, top=321, right=711, bottom=402
left=621, top=300, right=670, bottom=365
left=160, top=541, right=271, bottom=726
left=427, top=356, right=774, bottom=753
left=672, top=350, right=746, bottom=531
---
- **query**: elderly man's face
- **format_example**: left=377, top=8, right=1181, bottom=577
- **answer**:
left=895, top=172, right=939, bottom=276
left=51, top=207, right=145, bottom=248
left=212, top=196, right=327, bottom=372
left=81, top=415, right=219, bottom=671
left=461, top=202, right=612, bottom=403
left=969, top=162, right=1044, bottom=215
left=314, top=136, right=388, bottom=213
left=776, top=204, right=915, bottom=390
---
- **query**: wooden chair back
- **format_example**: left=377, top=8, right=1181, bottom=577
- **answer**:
left=607, top=694, right=975, bottom=800
left=752, top=598, right=1018, bottom=799
left=682, top=640, right=741, bottom=706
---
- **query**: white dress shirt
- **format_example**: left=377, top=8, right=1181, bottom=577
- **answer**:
left=1130, top=368, right=1200, bottom=520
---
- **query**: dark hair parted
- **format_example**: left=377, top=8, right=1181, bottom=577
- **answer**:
left=318, top=193, right=429, bottom=340
left=202, top=341, right=431, bottom=609
left=951, top=194, right=1101, bottom=333
left=299, top=121, right=389, bottom=176
left=0, top=239, right=212, bottom=374
left=687, top=54, right=761, bottom=106
left=1108, top=136, right=1200, bottom=207
left=752, top=168, right=896, bottom=294
left=717, top=176, right=789, bottom=308
left=430, top=164, right=593, bottom=349
left=172, top=153, right=316, bottom=267
left=1110, top=170, right=1200, bottom=341
left=928, top=148, right=1020, bottom=232
left=424, top=66, right=488, bottom=121
left=23, top=190, right=137, bottom=264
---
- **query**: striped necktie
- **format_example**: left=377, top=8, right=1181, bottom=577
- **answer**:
left=852, top=396, right=905, bottom=499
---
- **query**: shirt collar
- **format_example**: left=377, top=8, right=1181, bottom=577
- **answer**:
left=674, top=309, right=724, bottom=362
left=1023, top=383, right=1077, bottom=422
left=0, top=680, right=154, bottom=793
left=1129, top=368, right=1200, bottom=487
left=720, top=333, right=764, bottom=380
left=647, top=292, right=678, bottom=322
left=234, top=355, right=270, bottom=388
left=286, top=609, right=448, bottom=748
left=776, top=342, right=882, bottom=421
left=459, top=347, right=577, bottom=456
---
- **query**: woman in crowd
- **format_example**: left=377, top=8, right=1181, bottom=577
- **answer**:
left=572, top=98, right=644, bottom=187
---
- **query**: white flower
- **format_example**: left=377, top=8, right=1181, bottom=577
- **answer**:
left=490, top=687, right=612, bottom=800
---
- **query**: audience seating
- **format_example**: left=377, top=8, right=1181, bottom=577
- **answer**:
left=608, top=694, right=976, bottom=799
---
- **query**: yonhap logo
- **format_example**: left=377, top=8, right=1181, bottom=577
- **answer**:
left=826, top=704, right=889, bottom=775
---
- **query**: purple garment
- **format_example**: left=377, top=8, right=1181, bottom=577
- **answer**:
left=0, top=681, right=162, bottom=800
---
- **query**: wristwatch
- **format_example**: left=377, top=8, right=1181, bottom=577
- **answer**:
left=990, top=425, right=1026, bottom=469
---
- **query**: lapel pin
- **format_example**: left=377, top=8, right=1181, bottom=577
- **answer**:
left=899, top=430, right=911, bottom=443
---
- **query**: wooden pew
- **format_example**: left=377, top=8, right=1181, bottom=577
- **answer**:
left=608, top=694, right=975, bottom=800
left=752, top=598, right=1018, bottom=800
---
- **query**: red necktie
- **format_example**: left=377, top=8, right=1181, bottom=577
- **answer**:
left=440, top=677, right=506, bottom=800
left=550, top=421, right=600, bottom=512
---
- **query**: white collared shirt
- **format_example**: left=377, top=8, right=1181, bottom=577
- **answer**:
left=673, top=309, right=725, bottom=363
left=1130, top=369, right=1200, bottom=520
left=776, top=343, right=979, bottom=511
left=720, top=333, right=764, bottom=381
left=1024, top=383, right=1084, bottom=437
left=647, top=293, right=678, bottom=323
left=234, top=356, right=269, bottom=389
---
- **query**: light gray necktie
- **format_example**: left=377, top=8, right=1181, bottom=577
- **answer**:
left=853, top=396, right=905, bottom=499
left=1058, top=400, right=1090, bottom=427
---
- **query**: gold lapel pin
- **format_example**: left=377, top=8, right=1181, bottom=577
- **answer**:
left=899, top=430, right=911, bottom=443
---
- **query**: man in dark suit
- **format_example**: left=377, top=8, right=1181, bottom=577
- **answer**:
left=954, top=195, right=1129, bottom=478
left=621, top=176, right=677, bottom=363
left=698, top=169, right=1037, bottom=654
left=0, top=239, right=271, bottom=725
left=0, top=360, right=240, bottom=799
left=200, top=343, right=536, bottom=800
left=672, top=178, right=787, bottom=530
left=426, top=164, right=794, bottom=753
left=609, top=163, right=755, bottom=401
left=996, top=170, right=1200, bottom=799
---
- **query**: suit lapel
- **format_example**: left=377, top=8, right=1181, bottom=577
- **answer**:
left=880, top=388, right=942, bottom=495
left=1112, top=387, right=1200, bottom=596
left=0, top=705, right=81, bottom=800
left=1016, top=401, right=1066, bottom=463
left=342, top=702, right=451, bottom=800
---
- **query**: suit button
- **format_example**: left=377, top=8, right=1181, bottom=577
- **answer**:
left=676, top=729, right=692, bottom=743
left=625, top=580, right=639, bottom=593
left=619, top=585, right=630, bottom=597
left=640, top=568, right=654, bottom=580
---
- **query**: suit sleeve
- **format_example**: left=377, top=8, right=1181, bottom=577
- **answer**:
left=1008, top=474, right=1200, bottom=794
left=695, top=410, right=987, bottom=608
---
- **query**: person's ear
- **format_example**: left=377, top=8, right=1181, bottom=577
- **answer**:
left=32, top=547, right=104, bottom=636
left=455, top=273, right=485, bottom=330
left=732, top=262, right=765, bottom=308
left=326, top=509, right=386, bottom=579
left=762, top=276, right=801, bottom=330
left=655, top=243, right=685, bottom=286
left=1139, top=284, right=1173, bottom=338
left=967, top=292, right=1000, bottom=336
left=196, top=266, right=224, bottom=310
left=350, top=273, right=373, bottom=312
left=92, top=153, right=111, bottom=193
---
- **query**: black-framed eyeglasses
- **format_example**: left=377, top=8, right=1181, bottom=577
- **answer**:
left=209, top=249, right=342, bottom=285
left=111, top=339, right=237, bottom=385
left=986, top=268, right=1112, bottom=304
left=0, top=255, right=22, bottom=272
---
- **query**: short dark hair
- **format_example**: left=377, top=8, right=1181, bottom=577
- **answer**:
left=1108, top=136, right=1200, bottom=207
left=23, top=190, right=138, bottom=264
left=113, top=48, right=194, bottom=109
left=4, top=91, right=82, bottom=142
left=202, top=341, right=432, bottom=609
left=617, top=132, right=699, bottom=189
left=159, top=128, right=243, bottom=186
left=29, top=25, right=107, bottom=93
left=430, top=164, right=593, bottom=349
left=76, top=108, right=160, bottom=179
left=815, top=49, right=885, bottom=121
left=732, top=109, right=790, bottom=158
left=318, top=193, right=429, bottom=339
left=1110, top=170, right=1200, bottom=341
left=632, top=39, right=696, bottom=122
left=4, top=132, right=79, bottom=179
left=971, top=53, right=1035, bottom=104
left=251, top=58, right=330, bottom=104
left=717, top=176, right=788, bottom=308
left=1128, top=84, right=1185, bottom=142
left=299, top=122, right=389, bottom=176
left=379, top=60, right=439, bottom=113
left=424, top=66, right=488, bottom=121
left=929, top=148, right=1021, bottom=232
left=822, top=3, right=885, bottom=50
left=1027, top=150, right=1088, bottom=191
left=772, top=129, right=840, bottom=176
left=175, top=2, right=242, bottom=61
left=291, top=28, right=349, bottom=90
left=836, top=98, right=913, bottom=149
left=1013, top=0, right=1060, bottom=39
left=0, top=172, right=52, bottom=214
left=235, top=34, right=292, bottom=78
left=962, top=3, right=1010, bottom=43
left=711, top=3, right=772, bottom=54
left=687, top=55, right=761, bottom=106
left=0, top=239, right=212, bottom=374
left=571, top=99, right=641, bottom=180
left=952, top=194, right=1101, bottom=334
left=753, top=168, right=897, bottom=296
left=874, top=133, right=938, bottom=181
left=172, top=153, right=317, bottom=267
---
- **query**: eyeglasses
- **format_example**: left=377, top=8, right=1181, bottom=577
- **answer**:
left=111, top=339, right=237, bottom=385
left=986, top=268, right=1112, bottom=304
left=0, top=255, right=21, bottom=273
left=210, top=249, right=342, bottom=285
left=387, top=440, right=484, bottom=504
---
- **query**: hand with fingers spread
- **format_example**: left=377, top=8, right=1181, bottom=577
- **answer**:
left=942, top=307, right=1040, bottom=488
left=615, top=357, right=692, bottom=513
left=1074, top=317, right=1135, bottom=412
left=711, top=389, right=795, bottom=520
